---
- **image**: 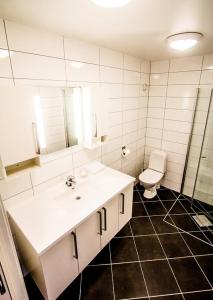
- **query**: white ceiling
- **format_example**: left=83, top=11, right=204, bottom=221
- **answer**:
left=0, top=0, right=213, bottom=60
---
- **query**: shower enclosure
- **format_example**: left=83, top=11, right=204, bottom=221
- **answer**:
left=164, top=88, right=213, bottom=246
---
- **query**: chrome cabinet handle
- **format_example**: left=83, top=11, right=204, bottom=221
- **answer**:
left=32, top=122, right=40, bottom=154
left=97, top=211, right=102, bottom=235
left=71, top=232, right=78, bottom=259
left=102, top=207, right=107, bottom=231
left=0, top=274, right=6, bottom=295
left=120, top=193, right=125, bottom=214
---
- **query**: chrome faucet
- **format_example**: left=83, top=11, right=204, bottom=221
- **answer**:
left=66, top=175, right=76, bottom=188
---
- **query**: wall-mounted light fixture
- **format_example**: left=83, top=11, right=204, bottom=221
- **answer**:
left=167, top=32, right=203, bottom=51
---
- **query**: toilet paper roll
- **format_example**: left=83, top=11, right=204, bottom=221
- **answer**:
left=121, top=148, right=131, bottom=158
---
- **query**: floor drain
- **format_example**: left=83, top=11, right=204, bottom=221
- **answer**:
left=192, top=215, right=213, bottom=227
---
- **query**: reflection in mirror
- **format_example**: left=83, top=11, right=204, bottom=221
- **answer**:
left=34, top=87, right=83, bottom=155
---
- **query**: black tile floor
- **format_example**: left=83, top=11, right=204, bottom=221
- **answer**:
left=24, top=184, right=213, bottom=300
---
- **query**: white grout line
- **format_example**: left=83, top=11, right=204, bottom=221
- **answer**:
left=178, top=231, right=213, bottom=291
left=88, top=252, right=213, bottom=267
left=156, top=190, right=213, bottom=290
left=3, top=20, right=15, bottom=85
left=136, top=186, right=186, bottom=300
left=129, top=221, right=150, bottom=300
left=118, top=288, right=213, bottom=300
left=109, top=242, right=116, bottom=300
left=162, top=194, right=213, bottom=245
left=78, top=273, right=82, bottom=300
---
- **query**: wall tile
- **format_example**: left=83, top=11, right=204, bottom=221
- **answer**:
left=123, top=85, right=140, bottom=97
left=108, top=98, right=122, bottom=112
left=123, top=109, right=138, bottom=122
left=102, top=137, right=122, bottom=155
left=151, top=60, right=169, bottom=73
left=170, top=56, right=203, bottom=72
left=6, top=21, right=64, bottom=58
left=148, top=97, right=166, bottom=108
left=200, top=70, right=213, bottom=84
left=123, top=120, right=138, bottom=134
left=147, top=118, right=164, bottom=129
left=0, top=173, right=32, bottom=200
left=100, top=47, right=123, bottom=68
left=11, top=52, right=66, bottom=80
left=31, top=154, right=73, bottom=185
left=150, top=73, right=168, bottom=85
left=124, top=54, right=140, bottom=72
left=148, top=107, right=164, bottom=119
left=123, top=70, right=140, bottom=84
left=101, top=83, right=122, bottom=98
left=100, top=66, right=123, bottom=83
left=165, top=108, right=193, bottom=122
left=0, top=19, right=7, bottom=49
left=66, top=61, right=99, bottom=82
left=108, top=112, right=122, bottom=126
left=0, top=78, right=13, bottom=86
left=161, top=140, right=187, bottom=155
left=167, top=85, right=197, bottom=98
left=0, top=50, right=12, bottom=77
left=141, top=60, right=150, bottom=73
left=164, top=119, right=191, bottom=134
left=202, top=55, right=213, bottom=70
left=146, top=128, right=162, bottom=139
left=166, top=97, right=195, bottom=110
left=64, top=37, right=99, bottom=64
left=73, top=148, right=101, bottom=168
left=149, top=85, right=167, bottom=96
left=123, top=98, right=138, bottom=110
left=108, top=124, right=122, bottom=140
left=163, top=130, right=189, bottom=144
left=168, top=71, right=201, bottom=85
left=141, top=73, right=150, bottom=85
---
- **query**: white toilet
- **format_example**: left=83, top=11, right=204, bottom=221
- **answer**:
left=139, top=150, right=167, bottom=199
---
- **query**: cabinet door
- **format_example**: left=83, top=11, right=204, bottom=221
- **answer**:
left=0, top=264, right=11, bottom=300
left=41, top=232, right=79, bottom=300
left=101, top=196, right=119, bottom=248
left=76, top=212, right=101, bottom=272
left=118, top=184, right=134, bottom=230
left=0, top=87, right=38, bottom=167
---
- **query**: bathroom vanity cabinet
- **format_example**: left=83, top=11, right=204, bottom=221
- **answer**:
left=8, top=166, right=134, bottom=300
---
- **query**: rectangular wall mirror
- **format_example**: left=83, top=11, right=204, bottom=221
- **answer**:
left=0, top=85, right=108, bottom=174
left=35, top=86, right=83, bottom=155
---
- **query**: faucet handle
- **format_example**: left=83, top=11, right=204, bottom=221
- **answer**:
left=66, top=175, right=76, bottom=187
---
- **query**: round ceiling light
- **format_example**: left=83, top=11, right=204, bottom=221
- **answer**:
left=167, top=32, right=203, bottom=51
left=91, top=0, right=131, bottom=8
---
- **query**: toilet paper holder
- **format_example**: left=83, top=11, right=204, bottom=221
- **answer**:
left=121, top=146, right=130, bottom=158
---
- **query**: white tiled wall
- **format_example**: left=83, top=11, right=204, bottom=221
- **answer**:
left=0, top=19, right=149, bottom=203
left=146, top=55, right=213, bottom=193
left=1, top=17, right=212, bottom=202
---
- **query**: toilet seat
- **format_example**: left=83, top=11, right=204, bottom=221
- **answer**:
left=139, top=169, right=163, bottom=185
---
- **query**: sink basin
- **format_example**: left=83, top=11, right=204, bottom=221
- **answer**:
left=53, top=182, right=101, bottom=209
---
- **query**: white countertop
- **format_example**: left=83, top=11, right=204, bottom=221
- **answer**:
left=8, top=164, right=135, bottom=255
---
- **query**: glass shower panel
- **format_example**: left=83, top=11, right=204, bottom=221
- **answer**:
left=193, top=90, right=213, bottom=206
left=164, top=88, right=213, bottom=246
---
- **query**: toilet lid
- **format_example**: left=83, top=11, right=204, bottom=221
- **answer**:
left=139, top=169, right=163, bottom=185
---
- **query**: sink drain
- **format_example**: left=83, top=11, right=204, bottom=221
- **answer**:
left=75, top=196, right=81, bottom=200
